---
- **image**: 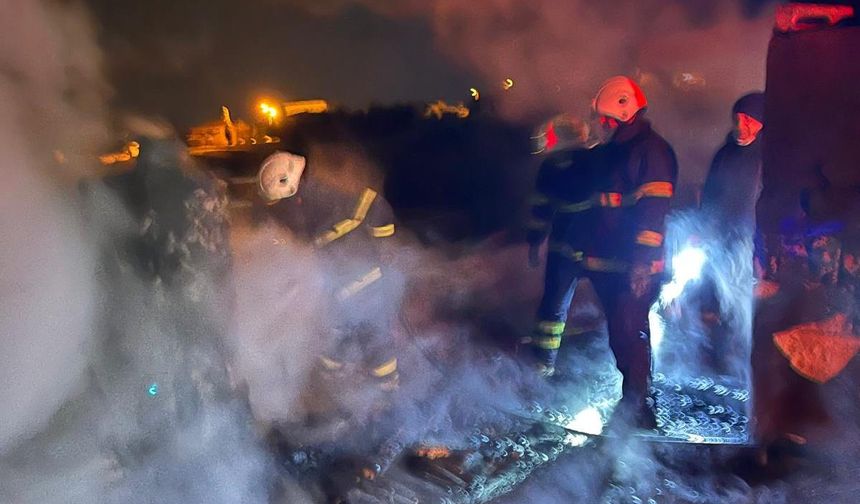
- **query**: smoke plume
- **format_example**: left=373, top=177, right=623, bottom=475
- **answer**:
left=0, top=2, right=276, bottom=503
left=0, top=0, right=106, bottom=455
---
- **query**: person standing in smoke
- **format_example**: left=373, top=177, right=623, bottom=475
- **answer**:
left=525, top=113, right=598, bottom=376
left=528, top=76, right=678, bottom=430
left=257, top=151, right=401, bottom=393
left=698, top=92, right=764, bottom=375
left=257, top=151, right=405, bottom=487
left=702, top=92, right=764, bottom=233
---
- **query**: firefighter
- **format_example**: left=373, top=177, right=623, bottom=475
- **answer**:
left=526, top=114, right=594, bottom=266
left=528, top=76, right=678, bottom=429
left=526, top=114, right=597, bottom=368
left=257, top=151, right=400, bottom=392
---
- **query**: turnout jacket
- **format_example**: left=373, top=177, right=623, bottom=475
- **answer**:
left=269, top=176, right=396, bottom=296
left=528, top=118, right=677, bottom=273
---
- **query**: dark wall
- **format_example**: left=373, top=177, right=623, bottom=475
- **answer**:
left=759, top=24, right=860, bottom=235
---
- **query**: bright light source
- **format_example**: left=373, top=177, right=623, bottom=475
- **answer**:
left=258, top=101, right=279, bottom=125
left=564, top=406, right=603, bottom=435
left=672, top=246, right=706, bottom=285
left=658, top=245, right=708, bottom=308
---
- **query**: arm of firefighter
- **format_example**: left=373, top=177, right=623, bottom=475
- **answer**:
left=365, top=191, right=396, bottom=239
left=631, top=144, right=678, bottom=267
left=526, top=160, right=557, bottom=247
left=365, top=190, right=397, bottom=263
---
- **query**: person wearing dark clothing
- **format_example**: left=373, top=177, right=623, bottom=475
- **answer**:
left=702, top=92, right=764, bottom=233
left=526, top=115, right=597, bottom=370
left=698, top=93, right=764, bottom=376
left=526, top=114, right=596, bottom=266
left=258, top=151, right=400, bottom=390
left=528, top=77, right=678, bottom=429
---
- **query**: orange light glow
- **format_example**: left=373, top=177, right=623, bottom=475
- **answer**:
left=258, top=101, right=279, bottom=125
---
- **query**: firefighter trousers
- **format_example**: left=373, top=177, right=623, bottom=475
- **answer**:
left=533, top=253, right=658, bottom=421
left=320, top=269, right=399, bottom=387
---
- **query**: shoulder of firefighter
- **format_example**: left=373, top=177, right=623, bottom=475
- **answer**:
left=526, top=149, right=591, bottom=247
left=312, top=186, right=397, bottom=249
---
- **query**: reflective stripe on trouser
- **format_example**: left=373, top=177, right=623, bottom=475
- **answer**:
left=370, top=357, right=397, bottom=378
left=531, top=320, right=564, bottom=367
left=533, top=254, right=581, bottom=367
left=370, top=357, right=399, bottom=391
left=326, top=267, right=399, bottom=385
left=319, top=355, right=399, bottom=390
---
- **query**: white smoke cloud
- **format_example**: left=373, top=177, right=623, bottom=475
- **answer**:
left=0, top=0, right=106, bottom=455
left=0, top=2, right=280, bottom=503
left=0, top=2, right=576, bottom=498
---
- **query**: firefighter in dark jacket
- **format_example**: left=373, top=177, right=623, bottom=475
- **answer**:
left=257, top=151, right=400, bottom=391
left=526, top=114, right=597, bottom=368
left=526, top=114, right=594, bottom=268
left=529, top=76, right=678, bottom=429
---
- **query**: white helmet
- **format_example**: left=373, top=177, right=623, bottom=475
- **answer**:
left=533, top=114, right=590, bottom=153
left=592, top=76, right=648, bottom=123
left=258, top=151, right=306, bottom=203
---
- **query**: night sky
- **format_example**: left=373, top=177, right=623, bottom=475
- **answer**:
left=84, top=0, right=784, bottom=130
left=85, top=0, right=476, bottom=129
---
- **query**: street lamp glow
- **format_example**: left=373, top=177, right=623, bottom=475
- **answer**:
left=258, top=101, right=279, bottom=125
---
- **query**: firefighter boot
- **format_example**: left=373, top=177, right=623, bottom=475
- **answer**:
left=531, top=347, right=558, bottom=377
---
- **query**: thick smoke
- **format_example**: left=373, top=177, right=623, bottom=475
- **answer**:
left=654, top=210, right=755, bottom=385
left=0, top=0, right=106, bottom=455
left=0, top=2, right=277, bottom=503
left=0, top=3, right=603, bottom=500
